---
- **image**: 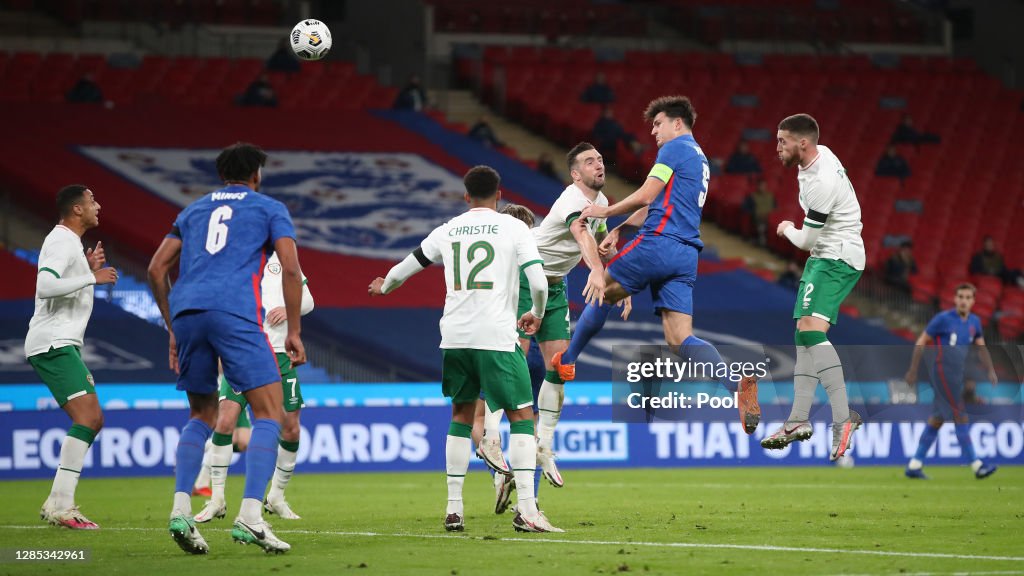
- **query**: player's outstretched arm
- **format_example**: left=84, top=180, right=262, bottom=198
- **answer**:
left=583, top=178, right=663, bottom=221
left=614, top=205, right=648, bottom=236
left=370, top=248, right=434, bottom=296
left=904, top=331, right=933, bottom=387
left=147, top=236, right=182, bottom=373
left=274, top=237, right=306, bottom=366
left=570, top=218, right=604, bottom=272
left=570, top=218, right=606, bottom=306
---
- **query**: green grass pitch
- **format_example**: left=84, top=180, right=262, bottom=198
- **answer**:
left=2, top=466, right=1022, bottom=575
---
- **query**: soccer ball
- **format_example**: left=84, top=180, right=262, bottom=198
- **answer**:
left=290, top=19, right=332, bottom=61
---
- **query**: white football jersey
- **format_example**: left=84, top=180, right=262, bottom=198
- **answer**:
left=532, top=184, right=608, bottom=277
left=25, top=226, right=94, bottom=357
left=797, top=145, right=866, bottom=270
left=420, top=207, right=542, bottom=351
left=260, top=252, right=313, bottom=353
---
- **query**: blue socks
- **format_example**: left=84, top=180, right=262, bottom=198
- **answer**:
left=243, top=418, right=282, bottom=501
left=679, top=335, right=736, bottom=392
left=175, top=418, right=212, bottom=494
left=955, top=424, right=976, bottom=462
left=527, top=343, right=546, bottom=390
left=914, top=424, right=940, bottom=461
left=913, top=424, right=976, bottom=463
left=563, top=302, right=613, bottom=365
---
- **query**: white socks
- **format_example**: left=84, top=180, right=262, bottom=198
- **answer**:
left=267, top=444, right=298, bottom=503
left=509, top=433, right=538, bottom=517
left=50, top=435, right=90, bottom=510
left=239, top=498, right=263, bottom=523
left=171, top=491, right=192, bottom=518
left=209, top=442, right=233, bottom=504
left=789, top=346, right=816, bottom=423
left=445, top=434, right=471, bottom=515
left=536, top=380, right=564, bottom=450
left=807, top=341, right=850, bottom=423
left=483, top=403, right=504, bottom=442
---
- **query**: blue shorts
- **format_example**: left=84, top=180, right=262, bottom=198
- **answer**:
left=608, top=234, right=697, bottom=315
left=172, top=310, right=281, bottom=396
left=927, top=361, right=966, bottom=420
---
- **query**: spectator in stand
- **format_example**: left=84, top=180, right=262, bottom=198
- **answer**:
left=777, top=261, right=802, bottom=292
left=742, top=179, right=775, bottom=246
left=392, top=74, right=428, bottom=111
left=970, top=236, right=1024, bottom=287
left=875, top=145, right=911, bottom=179
left=66, top=74, right=103, bottom=104
left=885, top=240, right=918, bottom=294
left=724, top=140, right=762, bottom=175
left=890, top=114, right=941, bottom=145
left=266, top=38, right=301, bottom=73
left=238, top=74, right=278, bottom=108
left=467, top=116, right=505, bottom=149
left=536, top=152, right=560, bottom=181
left=708, top=156, right=724, bottom=176
left=591, top=106, right=639, bottom=169
left=580, top=72, right=615, bottom=104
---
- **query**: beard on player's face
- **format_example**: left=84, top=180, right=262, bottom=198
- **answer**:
left=779, top=145, right=799, bottom=167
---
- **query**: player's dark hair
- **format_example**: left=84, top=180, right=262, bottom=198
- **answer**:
left=643, top=96, right=697, bottom=129
left=778, top=114, right=820, bottom=142
left=216, top=142, right=267, bottom=183
left=56, top=184, right=88, bottom=217
left=501, top=203, right=536, bottom=228
left=955, top=282, right=976, bottom=296
left=463, top=165, right=500, bottom=199
left=566, top=142, right=596, bottom=171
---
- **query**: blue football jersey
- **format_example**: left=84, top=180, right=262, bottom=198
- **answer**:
left=925, top=309, right=983, bottom=371
left=640, top=134, right=709, bottom=249
left=168, top=185, right=295, bottom=323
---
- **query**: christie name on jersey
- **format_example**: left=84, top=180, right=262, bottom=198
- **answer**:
left=448, top=224, right=499, bottom=237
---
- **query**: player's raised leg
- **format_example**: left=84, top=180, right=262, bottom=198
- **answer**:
left=476, top=398, right=509, bottom=475
left=536, top=340, right=566, bottom=487
left=772, top=114, right=865, bottom=460
left=676, top=325, right=761, bottom=435
left=553, top=299, right=614, bottom=382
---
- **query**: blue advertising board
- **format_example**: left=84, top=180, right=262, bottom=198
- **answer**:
left=2, top=404, right=1021, bottom=479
